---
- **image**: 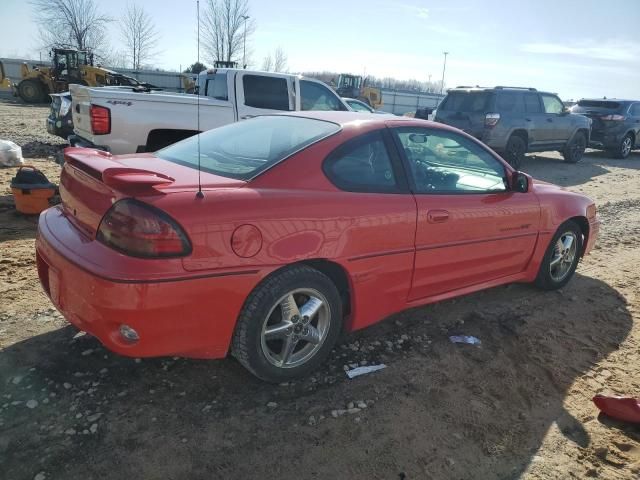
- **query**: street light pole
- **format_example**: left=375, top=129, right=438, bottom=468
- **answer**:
left=241, top=15, right=250, bottom=69
left=440, top=52, right=449, bottom=95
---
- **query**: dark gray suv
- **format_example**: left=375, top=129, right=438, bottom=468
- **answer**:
left=571, top=99, right=640, bottom=159
left=434, top=86, right=591, bottom=168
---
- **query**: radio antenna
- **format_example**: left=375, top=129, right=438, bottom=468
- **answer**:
left=195, top=0, right=204, bottom=199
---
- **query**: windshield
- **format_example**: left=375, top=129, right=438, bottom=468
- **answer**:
left=346, top=99, right=373, bottom=112
left=439, top=91, right=492, bottom=112
left=156, top=116, right=340, bottom=180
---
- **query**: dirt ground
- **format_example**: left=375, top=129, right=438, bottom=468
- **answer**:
left=0, top=97, right=638, bottom=480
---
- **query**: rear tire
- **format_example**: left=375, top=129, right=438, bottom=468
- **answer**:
left=231, top=265, right=343, bottom=382
left=535, top=220, right=583, bottom=291
left=504, top=134, right=526, bottom=169
left=18, top=79, right=46, bottom=103
left=612, top=133, right=634, bottom=159
left=562, top=132, right=586, bottom=163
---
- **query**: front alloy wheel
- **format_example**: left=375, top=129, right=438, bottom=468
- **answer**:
left=549, top=232, right=578, bottom=283
left=535, top=220, right=583, bottom=290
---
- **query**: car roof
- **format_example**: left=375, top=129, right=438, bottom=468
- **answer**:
left=578, top=98, right=637, bottom=103
left=269, top=110, right=395, bottom=125
left=447, top=86, right=555, bottom=95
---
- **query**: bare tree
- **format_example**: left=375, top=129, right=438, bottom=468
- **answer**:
left=273, top=47, right=287, bottom=72
left=201, top=0, right=255, bottom=65
left=30, top=0, right=112, bottom=57
left=261, top=54, right=273, bottom=72
left=120, top=3, right=160, bottom=70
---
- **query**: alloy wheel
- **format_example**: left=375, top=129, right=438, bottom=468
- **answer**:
left=260, top=288, right=330, bottom=368
left=622, top=136, right=632, bottom=157
left=549, top=232, right=578, bottom=282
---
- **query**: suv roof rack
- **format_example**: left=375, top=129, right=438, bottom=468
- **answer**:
left=455, top=85, right=489, bottom=89
left=494, top=86, right=537, bottom=91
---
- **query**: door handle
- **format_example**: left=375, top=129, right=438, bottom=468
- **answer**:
left=525, top=118, right=531, bottom=122
left=547, top=118, right=553, bottom=122
left=427, top=210, right=449, bottom=223
left=241, top=115, right=255, bottom=119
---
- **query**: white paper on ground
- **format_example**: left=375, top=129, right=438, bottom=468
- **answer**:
left=345, top=364, right=387, bottom=379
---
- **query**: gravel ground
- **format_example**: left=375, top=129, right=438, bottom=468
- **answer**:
left=0, top=97, right=639, bottom=480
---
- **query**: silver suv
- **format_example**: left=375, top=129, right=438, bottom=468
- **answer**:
left=434, top=86, right=591, bottom=168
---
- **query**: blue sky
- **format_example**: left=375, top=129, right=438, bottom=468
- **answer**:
left=2, top=0, right=639, bottom=100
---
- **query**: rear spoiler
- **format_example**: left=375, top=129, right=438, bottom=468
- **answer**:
left=63, top=147, right=174, bottom=192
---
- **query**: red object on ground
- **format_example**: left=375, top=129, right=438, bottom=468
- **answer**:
left=593, top=394, right=640, bottom=424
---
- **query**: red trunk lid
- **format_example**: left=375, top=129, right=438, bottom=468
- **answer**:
left=60, top=147, right=245, bottom=238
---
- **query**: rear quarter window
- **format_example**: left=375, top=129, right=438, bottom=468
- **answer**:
left=243, top=75, right=290, bottom=110
left=495, top=92, right=524, bottom=113
left=440, top=91, right=491, bottom=112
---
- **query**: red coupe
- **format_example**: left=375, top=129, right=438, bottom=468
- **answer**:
left=36, top=112, right=599, bottom=381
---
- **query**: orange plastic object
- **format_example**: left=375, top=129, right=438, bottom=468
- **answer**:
left=593, top=394, right=640, bottom=424
left=12, top=186, right=55, bottom=214
left=11, top=165, right=56, bottom=215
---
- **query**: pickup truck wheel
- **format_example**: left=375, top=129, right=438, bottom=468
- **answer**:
left=231, top=265, right=343, bottom=382
left=535, top=220, right=583, bottom=291
left=18, top=79, right=45, bottom=103
left=562, top=132, right=586, bottom=163
left=504, top=135, right=526, bottom=169
left=612, top=133, right=634, bottom=159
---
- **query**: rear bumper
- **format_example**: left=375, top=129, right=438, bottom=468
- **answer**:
left=35, top=207, right=264, bottom=359
left=46, top=117, right=73, bottom=139
left=68, top=134, right=110, bottom=152
left=589, top=128, right=627, bottom=149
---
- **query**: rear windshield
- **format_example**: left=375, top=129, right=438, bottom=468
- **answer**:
left=156, top=116, right=340, bottom=180
left=576, top=100, right=622, bottom=110
left=439, top=91, right=491, bottom=112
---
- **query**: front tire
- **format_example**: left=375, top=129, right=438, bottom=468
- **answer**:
left=18, top=79, right=45, bottom=103
left=562, top=132, right=586, bottom=163
left=231, top=265, right=343, bottom=382
left=504, top=135, right=526, bottom=169
left=612, top=133, right=634, bottom=159
left=535, top=220, right=583, bottom=290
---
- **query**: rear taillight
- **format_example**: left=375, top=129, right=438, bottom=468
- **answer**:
left=90, top=105, right=111, bottom=135
left=602, top=114, right=626, bottom=121
left=97, top=199, right=191, bottom=258
left=485, top=113, right=500, bottom=128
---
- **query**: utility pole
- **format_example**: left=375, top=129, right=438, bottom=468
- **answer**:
left=241, top=15, right=250, bottom=69
left=428, top=73, right=432, bottom=92
left=440, top=52, right=449, bottom=95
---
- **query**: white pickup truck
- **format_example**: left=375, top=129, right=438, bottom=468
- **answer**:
left=68, top=69, right=350, bottom=154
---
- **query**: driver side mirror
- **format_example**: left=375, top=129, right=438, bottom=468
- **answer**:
left=512, top=171, right=529, bottom=193
left=560, top=106, right=570, bottom=116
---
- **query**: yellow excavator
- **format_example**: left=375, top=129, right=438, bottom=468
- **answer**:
left=335, top=73, right=383, bottom=109
left=15, top=48, right=154, bottom=103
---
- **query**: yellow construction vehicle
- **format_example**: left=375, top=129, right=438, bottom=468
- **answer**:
left=0, top=61, right=11, bottom=91
left=15, top=48, right=153, bottom=103
left=335, top=73, right=383, bottom=109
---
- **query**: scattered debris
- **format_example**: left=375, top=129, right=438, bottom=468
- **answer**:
left=449, top=335, right=481, bottom=345
left=266, top=401, right=278, bottom=408
left=345, top=364, right=387, bottom=379
left=26, top=400, right=38, bottom=409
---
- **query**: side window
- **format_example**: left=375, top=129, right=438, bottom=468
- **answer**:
left=394, top=128, right=507, bottom=193
left=524, top=93, right=542, bottom=113
left=301, top=80, right=347, bottom=111
left=495, top=92, right=523, bottom=113
left=631, top=103, right=640, bottom=117
left=243, top=75, right=290, bottom=110
left=205, top=73, right=228, bottom=100
left=541, top=94, right=564, bottom=114
left=323, top=131, right=398, bottom=193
